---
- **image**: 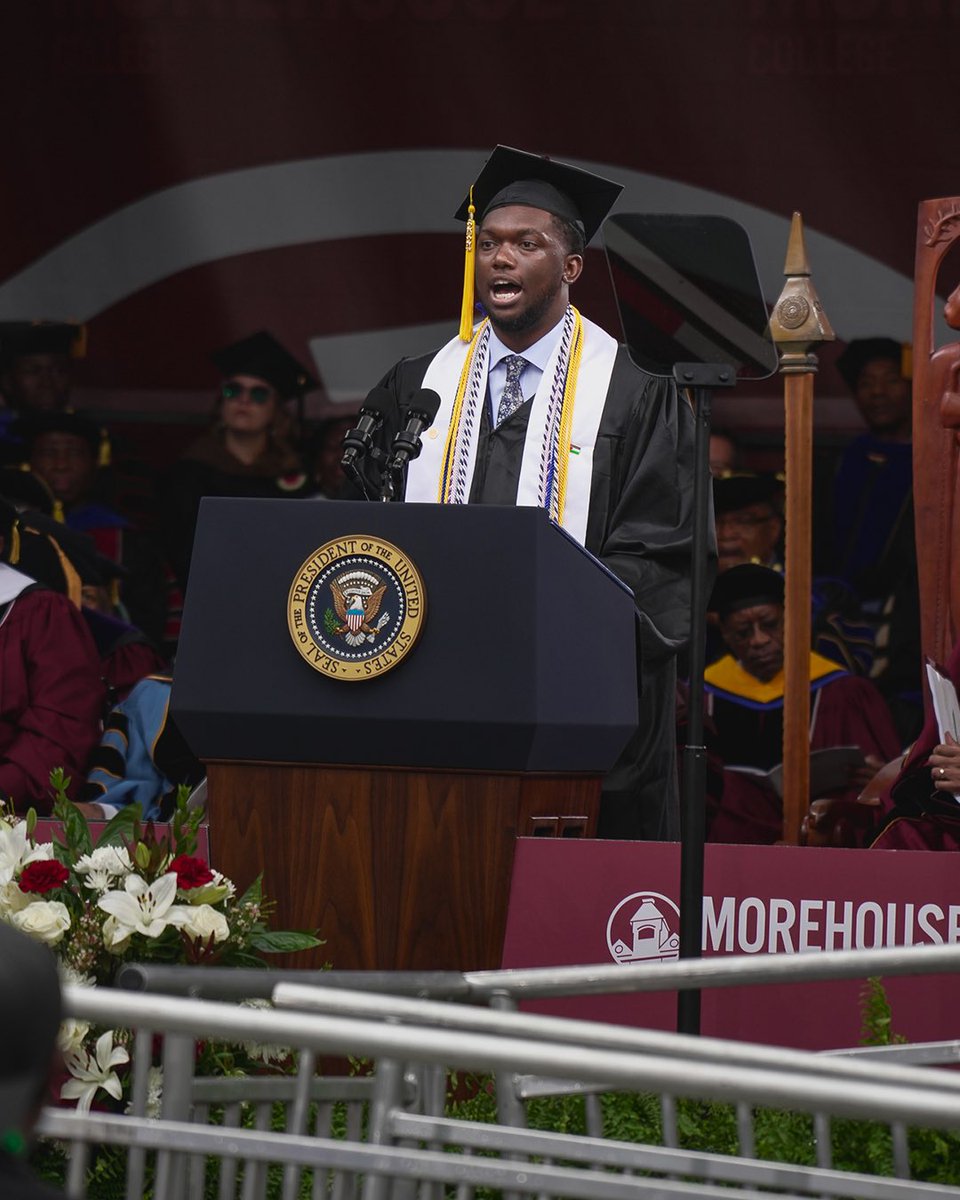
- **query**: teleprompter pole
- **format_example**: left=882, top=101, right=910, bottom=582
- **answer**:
left=769, top=213, right=834, bottom=846
left=675, top=362, right=734, bottom=1036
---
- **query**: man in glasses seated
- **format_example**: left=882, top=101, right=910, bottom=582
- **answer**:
left=160, top=331, right=317, bottom=589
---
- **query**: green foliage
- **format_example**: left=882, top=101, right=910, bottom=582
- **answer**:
left=249, top=929, right=321, bottom=954
left=859, top=975, right=908, bottom=1047
left=323, top=607, right=340, bottom=634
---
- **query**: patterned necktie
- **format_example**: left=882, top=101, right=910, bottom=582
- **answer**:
left=496, top=354, right=528, bottom=426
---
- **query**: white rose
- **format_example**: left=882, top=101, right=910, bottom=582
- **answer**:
left=172, top=903, right=229, bottom=944
left=10, top=900, right=71, bottom=946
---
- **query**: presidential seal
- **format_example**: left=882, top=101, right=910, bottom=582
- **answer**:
left=287, top=536, right=426, bottom=680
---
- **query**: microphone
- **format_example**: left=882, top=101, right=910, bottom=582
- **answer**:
left=340, top=387, right=395, bottom=470
left=387, top=389, right=442, bottom=473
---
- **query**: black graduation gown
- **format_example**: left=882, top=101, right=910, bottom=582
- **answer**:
left=375, top=343, right=704, bottom=840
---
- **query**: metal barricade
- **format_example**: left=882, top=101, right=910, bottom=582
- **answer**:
left=36, top=962, right=960, bottom=1200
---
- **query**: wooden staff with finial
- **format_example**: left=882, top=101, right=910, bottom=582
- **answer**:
left=769, top=213, right=834, bottom=845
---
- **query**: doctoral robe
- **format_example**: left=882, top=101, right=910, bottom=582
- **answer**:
left=705, top=651, right=901, bottom=845
left=871, top=638, right=960, bottom=850
left=0, top=588, right=104, bottom=812
left=377, top=338, right=701, bottom=840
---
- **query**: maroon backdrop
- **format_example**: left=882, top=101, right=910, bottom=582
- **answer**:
left=2, top=1, right=957, bottom=441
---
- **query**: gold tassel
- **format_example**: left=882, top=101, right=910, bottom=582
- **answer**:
left=901, top=343, right=913, bottom=381
left=71, top=323, right=87, bottom=359
left=98, top=428, right=111, bottom=468
left=53, top=499, right=65, bottom=523
left=44, top=533, right=82, bottom=608
left=458, top=186, right=477, bottom=342
left=9, top=522, right=20, bottom=565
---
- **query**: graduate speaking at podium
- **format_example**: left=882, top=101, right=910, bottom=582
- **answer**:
left=359, top=146, right=702, bottom=841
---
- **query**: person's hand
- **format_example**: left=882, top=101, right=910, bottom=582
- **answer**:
left=848, top=753, right=885, bottom=792
left=801, top=794, right=881, bottom=847
left=71, top=801, right=106, bottom=820
left=928, top=731, right=960, bottom=792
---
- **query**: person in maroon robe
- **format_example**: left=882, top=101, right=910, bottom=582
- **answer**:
left=860, top=638, right=960, bottom=850
left=704, top=564, right=901, bottom=845
left=0, top=500, right=103, bottom=813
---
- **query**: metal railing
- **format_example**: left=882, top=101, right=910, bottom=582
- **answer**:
left=34, top=953, right=960, bottom=1200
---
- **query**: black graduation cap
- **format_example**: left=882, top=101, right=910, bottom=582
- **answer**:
left=211, top=331, right=318, bottom=401
left=454, top=145, right=623, bottom=246
left=0, top=320, right=85, bottom=364
left=0, top=922, right=61, bottom=1129
left=18, top=510, right=122, bottom=587
left=709, top=562, right=785, bottom=617
left=835, top=337, right=909, bottom=391
left=0, top=467, right=55, bottom=515
left=13, top=410, right=102, bottom=455
left=713, top=472, right=783, bottom=515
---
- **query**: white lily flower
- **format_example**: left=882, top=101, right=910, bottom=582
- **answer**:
left=61, top=1030, right=129, bottom=1113
left=0, top=879, right=30, bottom=918
left=75, top=845, right=133, bottom=893
left=101, top=914, right=133, bottom=954
left=58, top=1018, right=92, bottom=1055
left=98, top=873, right=180, bottom=939
left=0, top=823, right=54, bottom=886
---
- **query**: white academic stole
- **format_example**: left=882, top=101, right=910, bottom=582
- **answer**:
left=404, top=306, right=618, bottom=546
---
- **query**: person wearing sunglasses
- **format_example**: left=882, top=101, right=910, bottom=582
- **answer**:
left=161, top=331, right=318, bottom=589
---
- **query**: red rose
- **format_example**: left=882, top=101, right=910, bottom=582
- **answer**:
left=169, top=855, right=214, bottom=890
left=19, top=860, right=70, bottom=894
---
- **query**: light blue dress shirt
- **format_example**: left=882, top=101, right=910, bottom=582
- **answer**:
left=486, top=317, right=566, bottom=424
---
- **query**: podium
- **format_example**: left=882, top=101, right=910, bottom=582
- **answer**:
left=172, top=499, right=638, bottom=971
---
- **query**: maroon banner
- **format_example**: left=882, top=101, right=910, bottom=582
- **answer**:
left=33, top=819, right=210, bottom=864
left=502, top=840, right=960, bottom=1050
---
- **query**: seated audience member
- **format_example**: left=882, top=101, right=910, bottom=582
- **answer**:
left=0, top=500, right=103, bottom=813
left=77, top=676, right=203, bottom=821
left=0, top=320, right=82, bottom=417
left=18, top=411, right=180, bottom=659
left=709, top=429, right=741, bottom=477
left=710, top=473, right=872, bottom=675
left=840, top=639, right=960, bottom=851
left=160, top=331, right=316, bottom=589
left=8, top=506, right=165, bottom=709
left=0, top=922, right=66, bottom=1200
left=309, top=412, right=362, bottom=499
left=713, top=472, right=783, bottom=575
left=826, top=337, right=921, bottom=741
left=704, top=564, right=901, bottom=845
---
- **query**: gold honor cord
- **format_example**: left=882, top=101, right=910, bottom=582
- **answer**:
left=552, top=308, right=584, bottom=527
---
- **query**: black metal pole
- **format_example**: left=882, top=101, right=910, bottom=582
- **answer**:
left=673, top=365, right=729, bottom=1035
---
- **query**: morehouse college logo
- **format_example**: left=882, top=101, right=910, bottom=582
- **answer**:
left=606, top=890, right=681, bottom=964
left=287, top=535, right=426, bottom=681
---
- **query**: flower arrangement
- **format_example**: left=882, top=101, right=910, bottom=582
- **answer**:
left=0, top=769, right=320, bottom=1116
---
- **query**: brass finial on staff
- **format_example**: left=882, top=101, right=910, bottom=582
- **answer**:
left=769, top=213, right=835, bottom=845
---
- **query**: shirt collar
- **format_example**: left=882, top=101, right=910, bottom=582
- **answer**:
left=487, top=315, right=566, bottom=373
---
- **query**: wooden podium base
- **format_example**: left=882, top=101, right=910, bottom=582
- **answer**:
left=205, top=762, right=599, bottom=972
